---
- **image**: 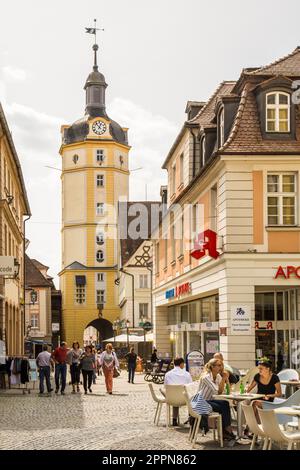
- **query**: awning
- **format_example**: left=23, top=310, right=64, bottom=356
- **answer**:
left=103, top=333, right=153, bottom=343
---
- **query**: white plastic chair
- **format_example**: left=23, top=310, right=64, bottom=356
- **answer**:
left=148, top=383, right=166, bottom=426
left=165, top=384, right=187, bottom=426
left=183, top=388, right=223, bottom=448
left=278, top=369, right=299, bottom=397
left=262, top=388, right=300, bottom=429
left=242, top=403, right=270, bottom=450
left=258, top=408, right=300, bottom=450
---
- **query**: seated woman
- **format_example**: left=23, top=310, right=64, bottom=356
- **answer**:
left=246, top=357, right=282, bottom=424
left=198, top=358, right=236, bottom=440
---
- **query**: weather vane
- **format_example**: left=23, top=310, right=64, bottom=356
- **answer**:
left=85, top=18, right=104, bottom=46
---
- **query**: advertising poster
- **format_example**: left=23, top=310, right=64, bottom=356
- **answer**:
left=186, top=350, right=205, bottom=381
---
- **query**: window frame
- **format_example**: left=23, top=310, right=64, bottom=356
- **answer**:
left=75, top=285, right=86, bottom=304
left=139, top=303, right=149, bottom=319
left=267, top=173, right=297, bottom=226
left=96, top=289, right=106, bottom=304
left=96, top=174, right=104, bottom=187
left=201, top=136, right=206, bottom=167
left=218, top=107, right=225, bottom=147
left=96, top=202, right=104, bottom=216
left=139, top=274, right=148, bottom=288
left=96, top=149, right=105, bottom=164
left=96, top=250, right=104, bottom=263
left=266, top=92, right=290, bottom=133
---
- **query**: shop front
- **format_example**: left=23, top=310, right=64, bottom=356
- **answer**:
left=255, top=288, right=300, bottom=371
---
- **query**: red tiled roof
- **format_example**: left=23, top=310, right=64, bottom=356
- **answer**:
left=25, top=255, right=53, bottom=288
left=247, top=47, right=300, bottom=77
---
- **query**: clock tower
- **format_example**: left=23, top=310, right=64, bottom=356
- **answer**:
left=59, top=41, right=130, bottom=345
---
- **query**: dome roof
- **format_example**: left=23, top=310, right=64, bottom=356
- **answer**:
left=84, top=70, right=107, bottom=89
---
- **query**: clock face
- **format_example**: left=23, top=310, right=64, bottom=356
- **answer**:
left=92, top=120, right=107, bottom=135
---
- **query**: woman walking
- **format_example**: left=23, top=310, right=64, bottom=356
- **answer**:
left=68, top=342, right=82, bottom=393
left=100, top=343, right=119, bottom=394
left=80, top=345, right=96, bottom=394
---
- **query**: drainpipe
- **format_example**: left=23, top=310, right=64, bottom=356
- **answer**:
left=120, top=268, right=135, bottom=327
left=23, top=215, right=31, bottom=337
left=190, top=128, right=197, bottom=178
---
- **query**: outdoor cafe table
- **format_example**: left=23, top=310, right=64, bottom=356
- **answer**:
left=280, top=380, right=300, bottom=398
left=214, top=393, right=265, bottom=438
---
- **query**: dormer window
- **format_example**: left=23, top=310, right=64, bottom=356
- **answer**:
left=218, top=108, right=224, bottom=147
left=266, top=92, right=290, bottom=133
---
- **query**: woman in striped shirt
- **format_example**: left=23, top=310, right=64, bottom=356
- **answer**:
left=198, top=358, right=236, bottom=439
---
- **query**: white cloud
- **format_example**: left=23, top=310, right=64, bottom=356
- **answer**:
left=2, top=65, right=27, bottom=82
left=109, top=97, right=177, bottom=200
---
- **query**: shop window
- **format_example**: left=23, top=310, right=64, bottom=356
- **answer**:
left=180, top=305, right=189, bottom=323
left=167, top=306, right=177, bottom=325
left=255, top=292, right=274, bottom=321
left=277, top=292, right=284, bottom=321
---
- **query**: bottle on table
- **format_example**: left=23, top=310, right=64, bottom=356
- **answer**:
left=239, top=381, right=245, bottom=394
left=225, top=382, right=230, bottom=395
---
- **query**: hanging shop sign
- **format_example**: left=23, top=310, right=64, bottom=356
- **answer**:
left=165, top=282, right=191, bottom=300
left=255, top=321, right=273, bottom=330
left=275, top=266, right=300, bottom=279
left=0, top=256, right=15, bottom=276
left=186, top=350, right=205, bottom=380
left=190, top=229, right=220, bottom=260
left=230, top=305, right=251, bottom=335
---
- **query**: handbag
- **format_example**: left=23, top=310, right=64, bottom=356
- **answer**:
left=113, top=367, right=120, bottom=378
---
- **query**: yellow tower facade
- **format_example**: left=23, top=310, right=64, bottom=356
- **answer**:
left=59, top=43, right=130, bottom=345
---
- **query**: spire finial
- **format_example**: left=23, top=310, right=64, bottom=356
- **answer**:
left=85, top=19, right=104, bottom=71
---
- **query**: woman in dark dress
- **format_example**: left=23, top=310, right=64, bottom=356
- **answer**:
left=246, top=358, right=282, bottom=423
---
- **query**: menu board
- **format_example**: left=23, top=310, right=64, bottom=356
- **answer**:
left=186, top=350, right=205, bottom=381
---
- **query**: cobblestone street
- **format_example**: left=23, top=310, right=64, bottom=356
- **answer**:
left=0, top=372, right=249, bottom=451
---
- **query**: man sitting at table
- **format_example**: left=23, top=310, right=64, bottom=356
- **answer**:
left=198, top=358, right=236, bottom=440
left=164, top=357, right=192, bottom=426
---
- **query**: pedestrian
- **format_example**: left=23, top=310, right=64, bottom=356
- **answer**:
left=92, top=346, right=97, bottom=384
left=52, top=341, right=68, bottom=395
left=125, top=347, right=137, bottom=384
left=151, top=348, right=158, bottom=363
left=67, top=342, right=82, bottom=393
left=99, top=343, right=119, bottom=395
left=164, top=357, right=192, bottom=426
left=36, top=345, right=54, bottom=396
left=80, top=345, right=96, bottom=394
left=96, top=349, right=103, bottom=376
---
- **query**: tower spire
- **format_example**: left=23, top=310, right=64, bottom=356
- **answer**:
left=85, top=19, right=104, bottom=72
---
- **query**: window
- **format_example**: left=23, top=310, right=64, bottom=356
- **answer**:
left=171, top=217, right=176, bottom=262
left=75, top=276, right=86, bottom=304
left=155, top=242, right=160, bottom=273
left=96, top=232, right=104, bottom=245
left=164, top=236, right=168, bottom=268
left=96, top=250, right=104, bottom=263
left=267, top=173, right=296, bottom=225
left=30, top=315, right=39, bottom=328
left=201, top=137, right=206, bottom=167
left=180, top=214, right=184, bottom=256
left=219, top=108, right=224, bottom=146
left=179, top=153, right=184, bottom=185
left=139, top=303, right=148, bottom=319
left=96, top=289, right=105, bottom=304
left=210, top=186, right=217, bottom=232
left=139, top=274, right=148, bottom=288
left=96, top=203, right=104, bottom=216
left=96, top=149, right=105, bottom=164
left=96, top=175, right=104, bottom=187
left=266, top=92, right=290, bottom=133
left=97, top=273, right=105, bottom=282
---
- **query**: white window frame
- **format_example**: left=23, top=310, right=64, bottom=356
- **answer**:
left=201, top=136, right=206, bottom=167
left=97, top=273, right=105, bottom=282
left=96, top=232, right=104, bottom=245
left=139, top=274, right=148, bottom=288
left=30, top=314, right=39, bottom=329
left=172, top=164, right=176, bottom=195
left=139, top=303, right=149, bottom=319
left=219, top=108, right=224, bottom=147
left=267, top=173, right=297, bottom=226
left=96, top=174, right=104, bottom=187
left=96, top=289, right=106, bottom=304
left=96, top=250, right=104, bottom=263
left=266, top=92, right=290, bottom=133
left=96, top=203, right=104, bottom=216
left=179, top=153, right=184, bottom=185
left=96, top=149, right=105, bottom=164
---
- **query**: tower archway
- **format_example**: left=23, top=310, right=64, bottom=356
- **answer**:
left=83, top=318, right=113, bottom=346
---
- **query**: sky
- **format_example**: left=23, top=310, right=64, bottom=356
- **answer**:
left=1, top=0, right=300, bottom=285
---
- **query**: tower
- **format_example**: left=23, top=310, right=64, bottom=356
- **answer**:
left=59, top=37, right=130, bottom=345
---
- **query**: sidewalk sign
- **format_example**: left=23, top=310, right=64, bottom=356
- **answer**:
left=186, top=350, right=205, bottom=381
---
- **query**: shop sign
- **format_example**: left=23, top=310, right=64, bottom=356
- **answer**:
left=255, top=321, right=273, bottom=330
left=0, top=256, right=15, bottom=276
left=165, top=282, right=191, bottom=300
left=52, top=323, right=60, bottom=332
left=186, top=350, right=205, bottom=380
left=190, top=229, right=220, bottom=260
left=231, top=305, right=251, bottom=335
left=275, top=266, right=300, bottom=279
left=201, top=322, right=219, bottom=331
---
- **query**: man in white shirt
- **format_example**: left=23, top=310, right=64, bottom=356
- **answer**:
left=164, top=357, right=192, bottom=426
left=36, top=345, right=54, bottom=395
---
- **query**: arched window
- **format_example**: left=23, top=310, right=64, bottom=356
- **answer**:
left=266, top=92, right=290, bottom=132
left=96, top=233, right=104, bottom=245
left=96, top=250, right=104, bottom=263
left=219, top=108, right=224, bottom=147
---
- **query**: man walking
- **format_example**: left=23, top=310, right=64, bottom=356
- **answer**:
left=36, top=345, right=54, bottom=396
left=52, top=341, right=68, bottom=395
